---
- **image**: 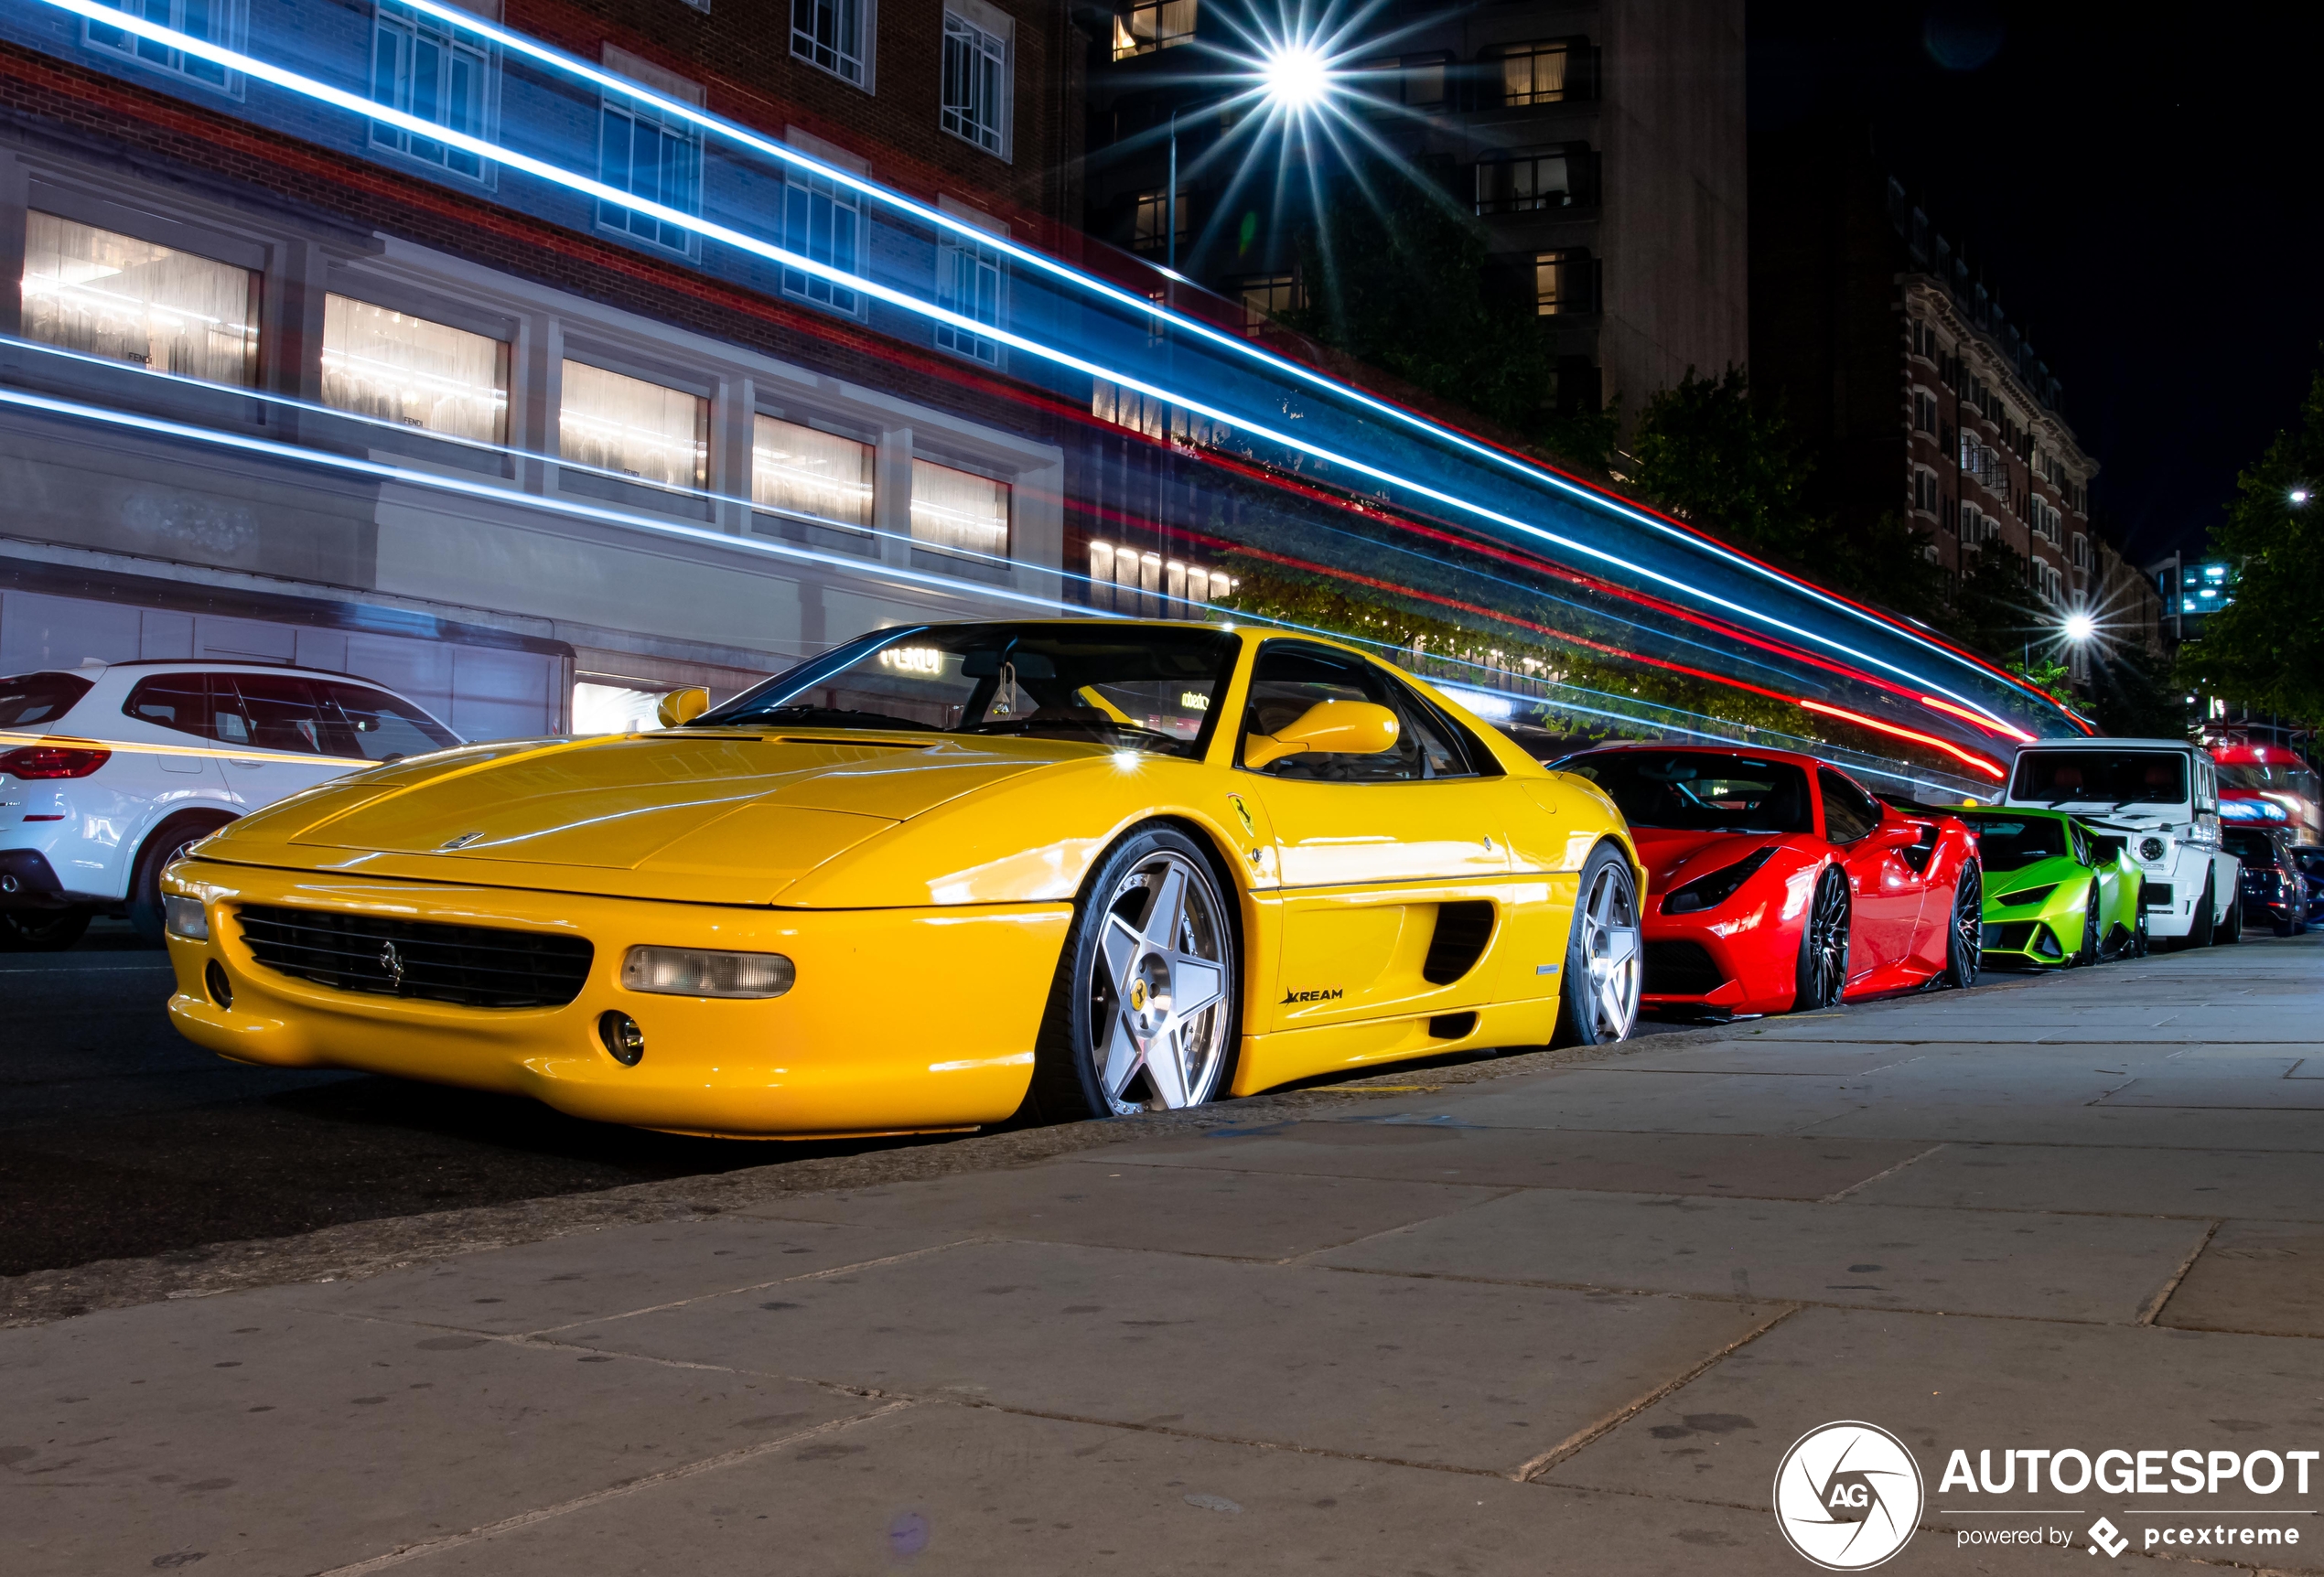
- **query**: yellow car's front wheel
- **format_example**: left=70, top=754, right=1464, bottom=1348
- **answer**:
left=1030, top=824, right=1240, bottom=1119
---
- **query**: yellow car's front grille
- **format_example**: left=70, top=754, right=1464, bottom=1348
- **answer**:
left=235, top=904, right=595, bottom=1010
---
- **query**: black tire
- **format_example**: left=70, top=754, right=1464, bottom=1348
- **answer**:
left=2187, top=871, right=2216, bottom=949
left=1552, top=842, right=1641, bottom=1047
left=1025, top=823, right=1241, bottom=1121
left=2130, top=906, right=2150, bottom=959
left=2071, top=889, right=2100, bottom=967
left=1942, top=861, right=1982, bottom=989
left=0, top=908, right=92, bottom=951
left=2276, top=917, right=2299, bottom=938
left=1793, top=865, right=1851, bottom=1011
left=126, top=812, right=235, bottom=945
left=2219, top=884, right=2243, bottom=945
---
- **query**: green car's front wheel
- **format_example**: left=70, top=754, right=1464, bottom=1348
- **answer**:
left=2073, top=890, right=2100, bottom=967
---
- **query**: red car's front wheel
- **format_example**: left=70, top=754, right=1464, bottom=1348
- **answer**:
left=1793, top=866, right=1850, bottom=1010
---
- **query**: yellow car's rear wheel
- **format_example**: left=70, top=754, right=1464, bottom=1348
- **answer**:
left=1031, top=825, right=1240, bottom=1119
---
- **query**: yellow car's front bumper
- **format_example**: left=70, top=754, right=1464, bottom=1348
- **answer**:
left=161, top=858, right=1071, bottom=1137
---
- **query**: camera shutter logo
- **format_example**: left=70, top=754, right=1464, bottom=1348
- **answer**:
left=1772, top=1421, right=1923, bottom=1570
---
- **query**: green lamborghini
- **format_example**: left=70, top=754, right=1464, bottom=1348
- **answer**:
left=1953, top=807, right=2146, bottom=968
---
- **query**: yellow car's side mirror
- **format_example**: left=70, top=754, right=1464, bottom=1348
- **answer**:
left=655, top=686, right=710, bottom=728
left=1243, top=700, right=1401, bottom=770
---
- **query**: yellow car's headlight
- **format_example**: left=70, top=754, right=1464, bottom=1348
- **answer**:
left=163, top=894, right=210, bottom=941
left=620, top=946, right=795, bottom=999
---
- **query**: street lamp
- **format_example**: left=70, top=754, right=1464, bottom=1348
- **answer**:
left=2062, top=611, right=2098, bottom=644
left=1165, top=36, right=1341, bottom=274
left=2291, top=488, right=2311, bottom=506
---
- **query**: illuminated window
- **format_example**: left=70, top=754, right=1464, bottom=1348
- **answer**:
left=84, top=0, right=242, bottom=91
left=941, top=11, right=1010, bottom=156
left=598, top=95, right=699, bottom=252
left=910, top=459, right=1009, bottom=557
left=753, top=416, right=873, bottom=528
left=782, top=167, right=864, bottom=316
left=1533, top=249, right=1595, bottom=316
left=793, top=0, right=868, bottom=84
left=559, top=360, right=706, bottom=489
left=1130, top=188, right=1187, bottom=254
left=1492, top=39, right=1576, bottom=106
left=321, top=295, right=508, bottom=442
left=1240, top=274, right=1300, bottom=336
left=20, top=212, right=256, bottom=385
left=935, top=233, right=1005, bottom=366
left=1111, top=0, right=1195, bottom=59
left=1475, top=147, right=1590, bottom=215
left=369, top=0, right=492, bottom=181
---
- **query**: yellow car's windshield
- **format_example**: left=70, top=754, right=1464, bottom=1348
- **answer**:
left=695, top=624, right=1239, bottom=758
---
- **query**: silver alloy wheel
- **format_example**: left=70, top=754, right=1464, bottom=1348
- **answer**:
left=1085, top=850, right=1232, bottom=1113
left=1575, top=859, right=1641, bottom=1041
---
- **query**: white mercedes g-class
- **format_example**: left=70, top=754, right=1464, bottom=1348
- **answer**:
left=2002, top=739, right=2243, bottom=948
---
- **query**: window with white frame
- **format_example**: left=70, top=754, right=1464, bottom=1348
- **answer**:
left=321, top=295, right=508, bottom=443
left=2071, top=531, right=2088, bottom=571
left=753, top=415, right=873, bottom=528
left=781, top=167, right=864, bottom=315
left=369, top=1, right=492, bottom=181
left=1911, top=467, right=1939, bottom=515
left=559, top=360, right=706, bottom=488
left=85, top=0, right=242, bottom=91
left=909, top=458, right=1008, bottom=557
left=792, top=0, right=868, bottom=85
left=20, top=212, right=257, bottom=384
left=941, top=11, right=1009, bottom=156
left=598, top=93, right=700, bottom=252
left=935, top=232, right=1004, bottom=365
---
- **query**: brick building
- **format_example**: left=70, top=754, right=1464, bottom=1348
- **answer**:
left=1080, top=0, right=1746, bottom=426
left=1750, top=123, right=2161, bottom=684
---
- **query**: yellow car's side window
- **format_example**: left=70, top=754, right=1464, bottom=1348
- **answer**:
left=1239, top=640, right=1479, bottom=783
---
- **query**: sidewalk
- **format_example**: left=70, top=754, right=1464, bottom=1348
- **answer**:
left=9, top=938, right=2323, bottom=1575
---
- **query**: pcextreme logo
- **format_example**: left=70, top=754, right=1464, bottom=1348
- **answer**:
left=1281, top=987, right=1343, bottom=1003
left=1773, top=1421, right=1924, bottom=1571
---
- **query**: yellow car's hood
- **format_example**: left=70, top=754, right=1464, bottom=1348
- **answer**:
left=206, top=730, right=1086, bottom=905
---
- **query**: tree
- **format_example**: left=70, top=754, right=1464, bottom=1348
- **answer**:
left=1627, top=368, right=1814, bottom=561
left=1627, top=370, right=1944, bottom=620
left=1282, top=187, right=1561, bottom=455
left=2181, top=360, right=2324, bottom=725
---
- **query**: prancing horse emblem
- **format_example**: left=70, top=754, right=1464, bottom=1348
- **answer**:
left=380, top=940, right=405, bottom=991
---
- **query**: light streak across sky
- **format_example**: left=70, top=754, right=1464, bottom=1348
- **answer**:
left=0, top=0, right=2082, bottom=765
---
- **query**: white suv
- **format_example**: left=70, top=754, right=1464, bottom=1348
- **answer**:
left=2003, top=739, right=2243, bottom=948
left=0, top=660, right=460, bottom=949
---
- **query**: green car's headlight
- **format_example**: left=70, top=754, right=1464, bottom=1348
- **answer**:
left=621, top=947, right=796, bottom=999
left=1995, top=884, right=2058, bottom=908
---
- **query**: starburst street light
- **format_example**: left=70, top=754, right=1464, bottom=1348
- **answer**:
left=2062, top=611, right=2098, bottom=643
left=1259, top=41, right=1335, bottom=111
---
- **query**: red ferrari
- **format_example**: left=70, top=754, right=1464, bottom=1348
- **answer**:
left=1550, top=745, right=1984, bottom=1015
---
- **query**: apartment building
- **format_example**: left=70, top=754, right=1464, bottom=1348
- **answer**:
left=1081, top=0, right=1746, bottom=425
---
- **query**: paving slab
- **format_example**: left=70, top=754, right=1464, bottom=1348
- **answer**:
left=383, top=1401, right=1818, bottom=1577
left=1845, top=1142, right=2324, bottom=1221
left=277, top=1215, right=965, bottom=1335
left=1096, top=1124, right=1933, bottom=1200
left=1541, top=1304, right=2324, bottom=1573
left=2, top=1293, right=877, bottom=1577
left=2096, top=1077, right=2324, bottom=1110
left=555, top=1238, right=1784, bottom=1475
left=732, top=1162, right=1511, bottom=1261
left=1345, top=1070, right=1879, bottom=1135
left=2157, top=1222, right=2324, bottom=1337
left=1794, top=1102, right=2324, bottom=1149
left=1315, top=1190, right=2209, bottom=1322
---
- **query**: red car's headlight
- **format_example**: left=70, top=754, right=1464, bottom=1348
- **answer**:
left=1662, top=845, right=1779, bottom=915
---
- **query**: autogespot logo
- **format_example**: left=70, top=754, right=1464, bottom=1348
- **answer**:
left=1774, top=1421, right=1925, bottom=1571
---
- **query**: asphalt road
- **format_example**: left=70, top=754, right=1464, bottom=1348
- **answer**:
left=0, top=923, right=939, bottom=1279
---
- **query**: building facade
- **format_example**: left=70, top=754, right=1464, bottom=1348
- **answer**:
left=1751, top=125, right=2161, bottom=688
left=0, top=0, right=1089, bottom=734
left=1081, top=0, right=1746, bottom=426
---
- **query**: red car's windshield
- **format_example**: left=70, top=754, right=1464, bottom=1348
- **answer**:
left=1554, top=751, right=1815, bottom=834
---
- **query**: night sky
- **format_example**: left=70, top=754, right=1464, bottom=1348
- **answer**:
left=1748, top=3, right=2324, bottom=564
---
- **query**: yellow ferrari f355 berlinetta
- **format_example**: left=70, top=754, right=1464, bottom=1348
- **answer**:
left=160, top=621, right=1642, bottom=1137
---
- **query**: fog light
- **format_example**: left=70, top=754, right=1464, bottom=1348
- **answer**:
left=597, top=1010, right=645, bottom=1066
left=620, top=946, right=794, bottom=999
left=204, top=960, right=233, bottom=1010
left=164, top=894, right=209, bottom=941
